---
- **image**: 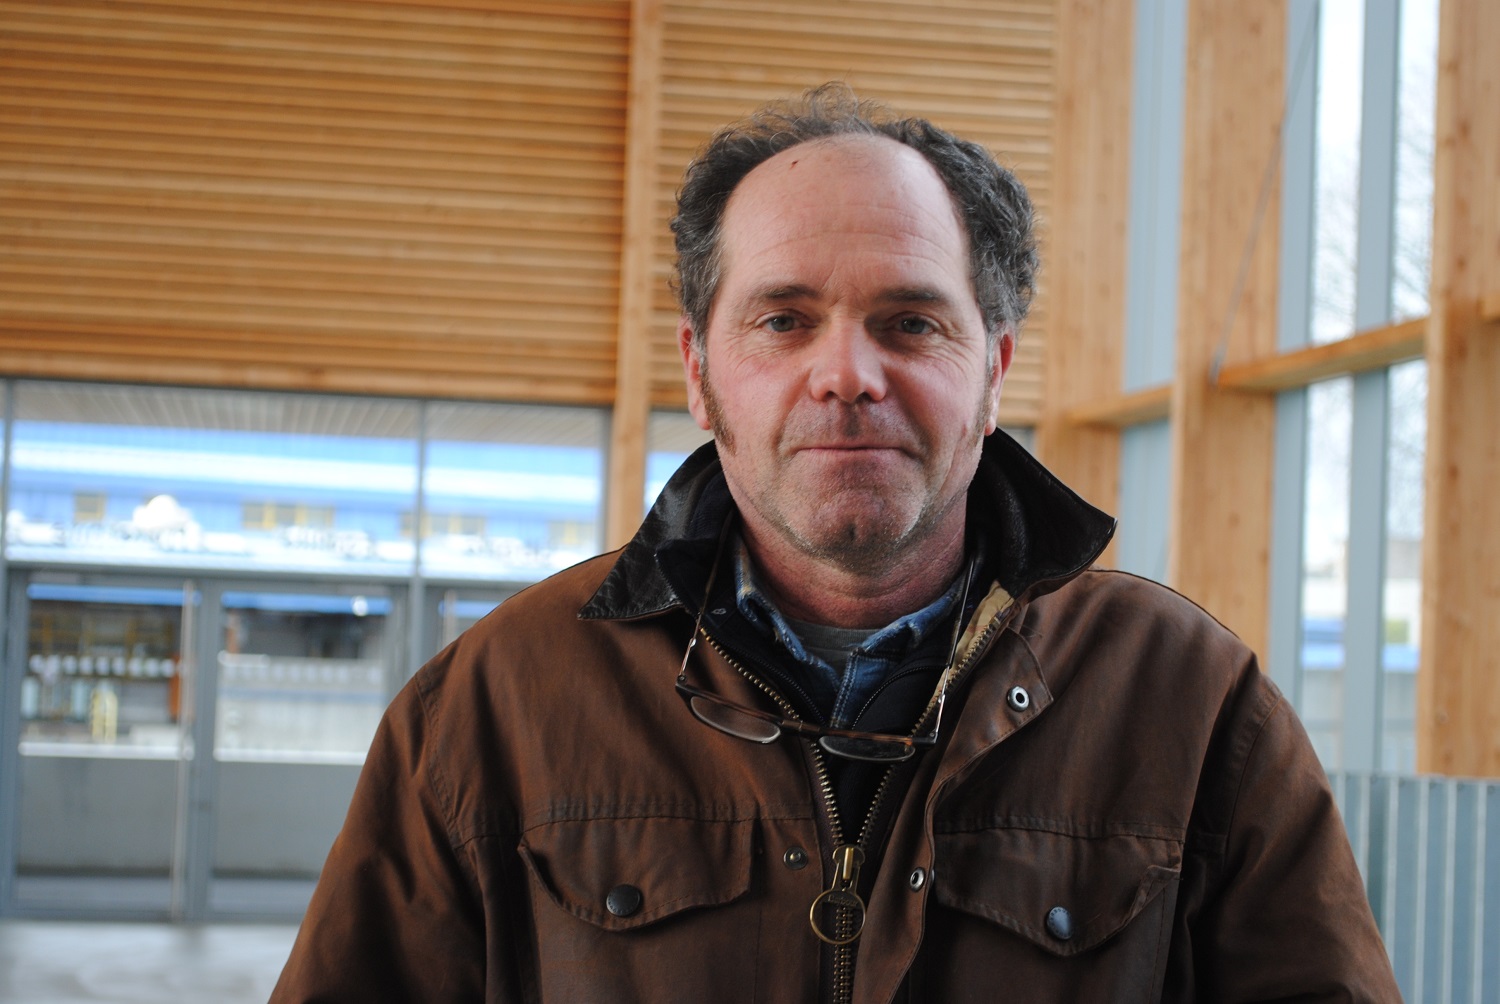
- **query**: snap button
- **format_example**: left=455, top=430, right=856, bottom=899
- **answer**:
left=606, top=884, right=643, bottom=918
left=784, top=847, right=809, bottom=870
left=1006, top=685, right=1031, bottom=712
left=908, top=867, right=926, bottom=891
left=1046, top=905, right=1073, bottom=941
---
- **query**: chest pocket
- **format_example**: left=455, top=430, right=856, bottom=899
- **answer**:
left=915, top=826, right=1182, bottom=1001
left=519, top=815, right=754, bottom=931
left=516, top=815, right=779, bottom=1004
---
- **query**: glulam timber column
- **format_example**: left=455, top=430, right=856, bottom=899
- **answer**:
left=1035, top=0, right=1134, bottom=534
left=1166, top=0, right=1285, bottom=657
left=1417, top=0, right=1500, bottom=777
left=605, top=0, right=665, bottom=548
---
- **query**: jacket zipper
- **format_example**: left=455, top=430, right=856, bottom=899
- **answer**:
left=703, top=601, right=1010, bottom=1004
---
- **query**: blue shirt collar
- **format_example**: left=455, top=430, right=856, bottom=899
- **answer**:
left=731, top=534, right=967, bottom=723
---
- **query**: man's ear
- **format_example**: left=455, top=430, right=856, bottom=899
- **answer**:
left=678, top=317, right=711, bottom=431
left=984, top=327, right=1016, bottom=436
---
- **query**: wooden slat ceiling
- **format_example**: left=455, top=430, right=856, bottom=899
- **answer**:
left=645, top=0, right=1054, bottom=426
left=0, top=0, right=631, bottom=403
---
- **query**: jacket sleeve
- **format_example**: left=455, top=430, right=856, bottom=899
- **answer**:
left=1185, top=686, right=1402, bottom=1003
left=269, top=677, right=489, bottom=1003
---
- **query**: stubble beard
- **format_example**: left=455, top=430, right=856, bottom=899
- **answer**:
left=700, top=357, right=992, bottom=578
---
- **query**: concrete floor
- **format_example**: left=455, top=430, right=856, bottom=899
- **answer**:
left=0, top=919, right=298, bottom=1004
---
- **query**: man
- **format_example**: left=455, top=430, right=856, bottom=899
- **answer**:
left=273, top=85, right=1400, bottom=1002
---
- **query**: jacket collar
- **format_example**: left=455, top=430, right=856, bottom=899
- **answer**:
left=579, top=430, right=1116, bottom=622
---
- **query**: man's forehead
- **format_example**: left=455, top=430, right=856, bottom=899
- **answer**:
left=731, top=133, right=940, bottom=202
left=710, top=135, right=970, bottom=295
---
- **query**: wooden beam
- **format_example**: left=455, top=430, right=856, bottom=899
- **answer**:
left=1064, top=385, right=1171, bottom=429
left=1034, top=0, right=1134, bottom=557
left=1215, top=317, right=1426, bottom=392
left=1417, top=0, right=1500, bottom=778
left=1167, top=0, right=1285, bottom=657
left=604, top=0, right=664, bottom=550
left=1482, top=291, right=1500, bottom=322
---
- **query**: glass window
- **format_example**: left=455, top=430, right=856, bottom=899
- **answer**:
left=431, top=587, right=516, bottom=650
left=1300, top=377, right=1353, bottom=767
left=5, top=383, right=421, bottom=576
left=19, top=583, right=193, bottom=757
left=646, top=411, right=712, bottom=508
left=13, top=579, right=199, bottom=913
left=1283, top=1, right=1436, bottom=776
left=1311, top=0, right=1365, bottom=344
left=73, top=492, right=107, bottom=525
left=420, top=402, right=605, bottom=581
left=1392, top=0, right=1439, bottom=321
left=1381, top=359, right=1426, bottom=771
left=1116, top=420, right=1170, bottom=584
left=214, top=590, right=394, bottom=764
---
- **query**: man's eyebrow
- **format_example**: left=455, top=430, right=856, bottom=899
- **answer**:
left=878, top=287, right=950, bottom=306
left=744, top=283, right=820, bottom=304
left=742, top=285, right=955, bottom=306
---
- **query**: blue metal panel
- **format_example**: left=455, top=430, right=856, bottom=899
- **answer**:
left=1332, top=771, right=1500, bottom=1002
left=1122, top=0, right=1188, bottom=390
left=218, top=592, right=391, bottom=616
left=1448, top=781, right=1480, bottom=1003
left=1116, top=420, right=1170, bottom=582
left=1485, top=785, right=1500, bottom=1001
left=26, top=583, right=191, bottom=607
left=1389, top=776, right=1422, bottom=994
left=1419, top=780, right=1450, bottom=1000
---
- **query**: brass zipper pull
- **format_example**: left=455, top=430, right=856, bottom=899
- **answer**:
left=809, top=844, right=866, bottom=945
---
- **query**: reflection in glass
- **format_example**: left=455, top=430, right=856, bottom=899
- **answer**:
left=435, top=588, right=513, bottom=649
left=1311, top=0, right=1365, bottom=344
left=20, top=585, right=190, bottom=756
left=1301, top=378, right=1353, bottom=766
left=214, top=592, right=393, bottom=764
left=14, top=582, right=195, bottom=913
left=1381, top=360, right=1426, bottom=771
left=420, top=402, right=605, bottom=581
left=5, top=383, right=420, bottom=575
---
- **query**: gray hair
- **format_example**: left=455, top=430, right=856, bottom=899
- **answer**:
left=670, top=82, right=1038, bottom=348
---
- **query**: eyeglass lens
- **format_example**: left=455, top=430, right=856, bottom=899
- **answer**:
left=817, top=735, right=917, bottom=763
left=686, top=695, right=781, bottom=743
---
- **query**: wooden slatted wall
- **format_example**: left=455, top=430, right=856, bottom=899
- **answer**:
left=646, top=0, right=1054, bottom=425
left=0, top=0, right=1052, bottom=426
left=0, top=0, right=631, bottom=403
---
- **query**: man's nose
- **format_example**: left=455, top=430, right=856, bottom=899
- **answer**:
left=806, top=319, right=887, bottom=403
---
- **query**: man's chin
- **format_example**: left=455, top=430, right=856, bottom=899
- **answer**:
left=791, top=511, right=923, bottom=572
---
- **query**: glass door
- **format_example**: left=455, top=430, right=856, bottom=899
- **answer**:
left=8, top=577, right=198, bottom=917
left=206, top=583, right=400, bottom=918
left=3, top=573, right=405, bottom=921
left=426, top=585, right=516, bottom=653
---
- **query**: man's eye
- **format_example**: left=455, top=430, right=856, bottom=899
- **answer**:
left=897, top=316, right=934, bottom=335
left=764, top=315, right=797, bottom=333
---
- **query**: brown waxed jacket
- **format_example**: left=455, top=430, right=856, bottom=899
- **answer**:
left=272, top=434, right=1401, bottom=1003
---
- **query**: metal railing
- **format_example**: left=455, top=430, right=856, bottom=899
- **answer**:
left=1329, top=771, right=1500, bottom=1003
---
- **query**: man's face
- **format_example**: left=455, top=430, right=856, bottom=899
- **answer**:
left=679, top=135, right=1012, bottom=575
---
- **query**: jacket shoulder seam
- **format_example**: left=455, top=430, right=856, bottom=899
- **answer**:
left=1216, top=684, right=1284, bottom=854
left=412, top=672, right=486, bottom=869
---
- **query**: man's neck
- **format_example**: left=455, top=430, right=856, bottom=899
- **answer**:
left=737, top=519, right=968, bottom=630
